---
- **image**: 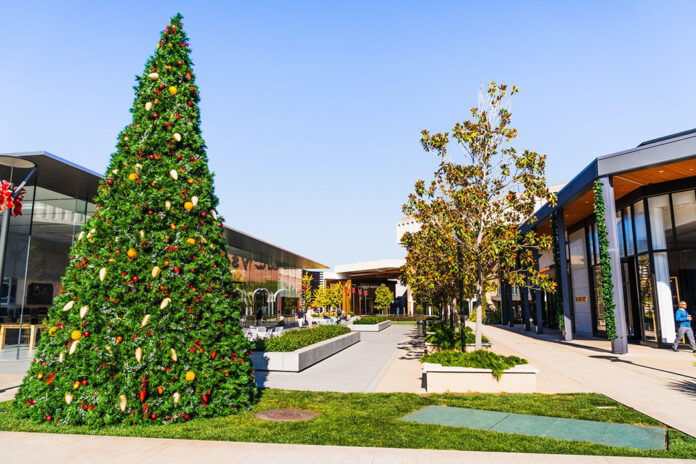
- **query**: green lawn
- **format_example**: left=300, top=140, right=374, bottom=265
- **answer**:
left=391, top=321, right=417, bottom=325
left=1, top=389, right=693, bottom=458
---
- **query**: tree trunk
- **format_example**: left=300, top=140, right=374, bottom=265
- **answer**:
left=459, top=298, right=467, bottom=352
left=475, top=286, right=483, bottom=350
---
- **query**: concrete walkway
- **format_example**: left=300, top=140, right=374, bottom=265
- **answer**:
left=374, top=326, right=426, bottom=393
left=481, top=324, right=696, bottom=438
left=2, top=432, right=693, bottom=463
left=255, top=324, right=412, bottom=392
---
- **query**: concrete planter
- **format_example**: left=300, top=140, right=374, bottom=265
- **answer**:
left=349, top=320, right=391, bottom=332
left=422, top=362, right=539, bottom=393
left=252, top=331, right=360, bottom=372
left=424, top=343, right=492, bottom=354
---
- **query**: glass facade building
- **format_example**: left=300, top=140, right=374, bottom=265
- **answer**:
left=519, top=129, right=696, bottom=349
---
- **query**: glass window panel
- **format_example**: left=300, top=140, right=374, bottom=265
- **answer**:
left=648, top=195, right=674, bottom=250
left=623, top=207, right=635, bottom=256
left=672, top=190, right=696, bottom=249
left=592, top=265, right=606, bottom=332
left=634, top=201, right=649, bottom=253
left=587, top=226, right=595, bottom=266
left=593, top=224, right=599, bottom=264
left=617, top=211, right=625, bottom=257
left=637, top=254, right=657, bottom=341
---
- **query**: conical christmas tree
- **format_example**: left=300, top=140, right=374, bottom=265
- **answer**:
left=15, top=13, right=257, bottom=426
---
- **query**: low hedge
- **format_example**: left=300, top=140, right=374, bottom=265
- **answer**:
left=421, top=350, right=528, bottom=379
left=353, top=316, right=388, bottom=325
left=254, top=325, right=351, bottom=352
left=425, top=325, right=489, bottom=348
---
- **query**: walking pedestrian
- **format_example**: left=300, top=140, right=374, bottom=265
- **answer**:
left=672, top=301, right=696, bottom=352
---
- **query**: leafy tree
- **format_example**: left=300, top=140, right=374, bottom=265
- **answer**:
left=328, top=284, right=344, bottom=311
left=300, top=272, right=314, bottom=311
left=405, top=83, right=556, bottom=349
left=15, top=14, right=256, bottom=426
left=374, top=284, right=394, bottom=314
left=313, top=285, right=331, bottom=310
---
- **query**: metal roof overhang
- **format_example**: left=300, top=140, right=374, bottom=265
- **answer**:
left=523, top=131, right=696, bottom=233
left=0, top=151, right=326, bottom=270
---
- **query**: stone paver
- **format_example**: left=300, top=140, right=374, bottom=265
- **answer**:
left=255, top=324, right=412, bottom=392
left=481, top=324, right=696, bottom=438
left=1, top=432, right=693, bottom=464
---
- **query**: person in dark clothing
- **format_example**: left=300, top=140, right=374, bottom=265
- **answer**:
left=255, top=308, right=263, bottom=326
left=276, top=316, right=286, bottom=327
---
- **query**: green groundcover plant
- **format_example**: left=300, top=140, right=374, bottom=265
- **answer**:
left=425, top=324, right=489, bottom=349
left=421, top=350, right=528, bottom=379
left=1, top=390, right=695, bottom=458
left=14, top=14, right=256, bottom=427
left=353, top=316, right=388, bottom=325
left=253, top=326, right=350, bottom=352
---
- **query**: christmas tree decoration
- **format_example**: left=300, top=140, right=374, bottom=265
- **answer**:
left=15, top=13, right=256, bottom=426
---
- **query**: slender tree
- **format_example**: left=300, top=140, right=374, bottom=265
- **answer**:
left=405, top=83, right=556, bottom=349
left=374, top=284, right=394, bottom=314
left=15, top=14, right=256, bottom=426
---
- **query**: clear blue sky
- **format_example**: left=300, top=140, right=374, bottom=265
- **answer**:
left=2, top=1, right=696, bottom=267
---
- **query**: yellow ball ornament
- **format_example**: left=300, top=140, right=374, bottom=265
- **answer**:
left=186, top=238, right=196, bottom=245
left=185, top=371, right=196, bottom=382
left=127, top=248, right=137, bottom=258
left=70, top=330, right=82, bottom=341
left=128, top=173, right=138, bottom=181
left=184, top=201, right=193, bottom=210
left=168, top=86, right=177, bottom=95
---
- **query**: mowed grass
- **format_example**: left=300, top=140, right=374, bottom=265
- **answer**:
left=1, top=389, right=694, bottom=458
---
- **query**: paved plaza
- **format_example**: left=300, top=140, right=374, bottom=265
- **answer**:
left=2, top=432, right=693, bottom=464
left=255, top=324, right=412, bottom=392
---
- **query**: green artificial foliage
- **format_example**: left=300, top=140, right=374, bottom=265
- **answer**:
left=353, top=316, right=388, bottom=325
left=593, top=179, right=617, bottom=340
left=15, top=14, right=257, bottom=426
left=253, top=326, right=350, bottom=352
left=421, top=350, right=528, bottom=379
left=550, top=212, right=565, bottom=330
left=424, top=323, right=489, bottom=349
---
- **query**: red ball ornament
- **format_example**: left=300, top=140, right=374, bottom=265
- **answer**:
left=148, top=154, right=154, bottom=160
left=201, top=212, right=206, bottom=218
left=107, top=179, right=114, bottom=185
left=81, top=379, right=88, bottom=385
left=185, top=414, right=190, bottom=420
left=151, top=414, right=158, bottom=420
left=46, top=415, right=53, bottom=421
left=159, top=84, right=165, bottom=90
left=158, top=285, right=164, bottom=291
left=177, top=61, right=183, bottom=66
left=187, top=101, right=193, bottom=106
left=153, top=113, right=159, bottom=119
left=147, top=210, right=153, bottom=215
left=177, top=154, right=182, bottom=160
left=83, top=331, right=90, bottom=338
left=132, top=276, right=139, bottom=282
left=121, top=272, right=127, bottom=276
left=190, top=157, right=197, bottom=162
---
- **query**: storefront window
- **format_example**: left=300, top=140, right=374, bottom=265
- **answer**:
left=637, top=254, right=657, bottom=341
left=592, top=266, right=605, bottom=332
left=623, top=207, right=635, bottom=256
left=634, top=201, right=649, bottom=253
left=648, top=195, right=674, bottom=250
left=617, top=211, right=625, bottom=257
left=671, top=190, right=696, bottom=249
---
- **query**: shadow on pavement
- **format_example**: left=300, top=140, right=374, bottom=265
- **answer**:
left=667, top=379, right=696, bottom=398
left=588, top=355, right=696, bottom=381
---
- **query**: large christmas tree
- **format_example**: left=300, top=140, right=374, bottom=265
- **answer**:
left=15, top=13, right=257, bottom=426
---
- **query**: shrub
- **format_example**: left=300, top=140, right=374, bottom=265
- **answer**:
left=254, top=325, right=350, bottom=352
left=421, top=350, right=528, bottom=379
left=353, top=316, right=388, bottom=325
left=424, top=324, right=489, bottom=349
left=485, top=306, right=502, bottom=325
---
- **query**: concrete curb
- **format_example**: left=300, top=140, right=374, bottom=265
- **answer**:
left=251, top=332, right=360, bottom=372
